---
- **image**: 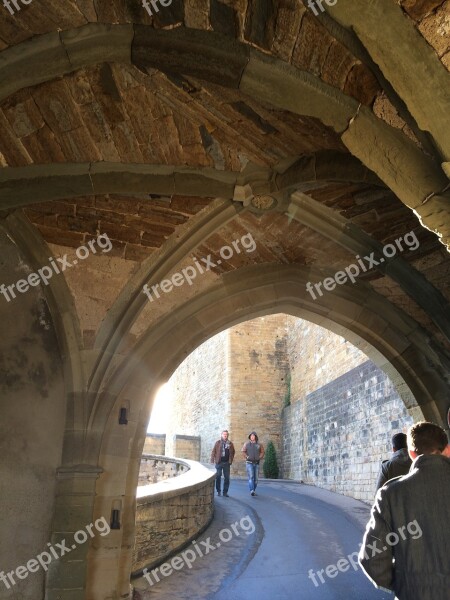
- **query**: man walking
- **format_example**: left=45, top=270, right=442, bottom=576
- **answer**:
left=210, top=430, right=235, bottom=497
left=242, top=431, right=265, bottom=496
left=359, top=421, right=450, bottom=599
left=376, top=432, right=412, bottom=490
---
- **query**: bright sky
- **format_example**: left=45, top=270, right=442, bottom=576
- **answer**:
left=147, top=382, right=173, bottom=433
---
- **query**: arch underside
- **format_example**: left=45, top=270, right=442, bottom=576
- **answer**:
left=104, top=263, right=449, bottom=423
left=1, top=4, right=449, bottom=597
left=0, top=9, right=448, bottom=449
left=0, top=0, right=448, bottom=486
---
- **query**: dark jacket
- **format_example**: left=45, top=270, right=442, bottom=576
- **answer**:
left=359, top=454, right=450, bottom=600
left=242, top=441, right=265, bottom=463
left=210, top=439, right=235, bottom=465
left=376, top=448, right=412, bottom=490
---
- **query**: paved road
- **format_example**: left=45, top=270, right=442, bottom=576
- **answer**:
left=133, top=480, right=392, bottom=600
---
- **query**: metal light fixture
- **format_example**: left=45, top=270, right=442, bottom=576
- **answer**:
left=119, top=407, right=128, bottom=425
left=110, top=509, right=121, bottom=530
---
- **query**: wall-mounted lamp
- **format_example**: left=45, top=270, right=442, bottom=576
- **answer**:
left=119, top=407, right=128, bottom=425
left=111, top=499, right=122, bottom=530
left=110, top=509, right=121, bottom=530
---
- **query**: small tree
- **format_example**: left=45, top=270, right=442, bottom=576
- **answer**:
left=263, top=441, right=279, bottom=479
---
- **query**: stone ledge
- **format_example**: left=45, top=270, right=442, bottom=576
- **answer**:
left=136, top=457, right=215, bottom=505
left=133, top=458, right=215, bottom=574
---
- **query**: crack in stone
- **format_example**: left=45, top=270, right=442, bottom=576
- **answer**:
left=59, top=31, right=73, bottom=68
left=422, top=181, right=450, bottom=204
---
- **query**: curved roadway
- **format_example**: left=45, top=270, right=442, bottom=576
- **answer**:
left=133, top=480, right=391, bottom=600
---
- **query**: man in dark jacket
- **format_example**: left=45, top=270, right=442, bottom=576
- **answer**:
left=242, top=431, right=265, bottom=496
left=210, top=430, right=235, bottom=497
left=359, top=421, right=450, bottom=600
left=376, top=432, right=412, bottom=490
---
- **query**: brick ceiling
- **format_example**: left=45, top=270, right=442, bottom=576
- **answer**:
left=0, top=0, right=449, bottom=356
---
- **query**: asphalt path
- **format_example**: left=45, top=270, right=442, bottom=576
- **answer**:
left=133, top=480, right=392, bottom=600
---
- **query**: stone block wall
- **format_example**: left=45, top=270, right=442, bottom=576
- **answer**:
left=286, top=315, right=367, bottom=401
left=138, top=456, right=189, bottom=486
left=133, top=463, right=215, bottom=574
left=228, top=316, right=289, bottom=476
left=282, top=360, right=414, bottom=503
left=166, top=315, right=289, bottom=476
left=164, top=314, right=417, bottom=500
left=165, top=330, right=230, bottom=460
left=172, top=435, right=201, bottom=461
left=143, top=434, right=166, bottom=455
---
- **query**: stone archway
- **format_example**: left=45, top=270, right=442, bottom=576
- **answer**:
left=1, top=3, right=449, bottom=599
left=82, top=262, right=450, bottom=599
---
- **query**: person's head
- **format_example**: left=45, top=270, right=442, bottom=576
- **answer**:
left=392, top=432, right=408, bottom=452
left=248, top=431, right=258, bottom=442
left=221, top=430, right=229, bottom=441
left=407, top=421, right=449, bottom=459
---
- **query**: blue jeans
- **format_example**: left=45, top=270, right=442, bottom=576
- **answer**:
left=246, top=462, right=259, bottom=492
left=215, top=462, right=230, bottom=493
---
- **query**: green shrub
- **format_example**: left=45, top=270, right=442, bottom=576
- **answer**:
left=263, top=441, right=279, bottom=479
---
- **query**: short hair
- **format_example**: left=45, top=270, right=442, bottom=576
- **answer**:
left=222, top=430, right=229, bottom=434
left=407, top=421, right=448, bottom=455
left=392, top=432, right=407, bottom=451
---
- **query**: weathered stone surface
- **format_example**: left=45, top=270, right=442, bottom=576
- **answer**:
left=166, top=314, right=417, bottom=502
left=418, top=1, right=450, bottom=59
left=0, top=31, right=72, bottom=102
left=2, top=96, right=45, bottom=138
left=133, top=461, right=214, bottom=573
left=283, top=322, right=415, bottom=503
left=326, top=0, right=450, bottom=159
left=240, top=51, right=359, bottom=133
left=342, top=107, right=448, bottom=211
left=210, top=0, right=239, bottom=38
left=0, top=108, right=32, bottom=166
left=343, top=61, right=379, bottom=106
left=271, top=1, right=306, bottom=62
left=292, top=11, right=331, bottom=77
left=132, top=27, right=250, bottom=88
left=401, top=0, right=445, bottom=21
left=0, top=6, right=449, bottom=600
left=244, top=0, right=278, bottom=50
left=61, top=23, right=133, bottom=70
left=0, top=163, right=93, bottom=209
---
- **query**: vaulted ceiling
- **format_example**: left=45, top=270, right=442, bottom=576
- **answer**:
left=0, top=0, right=449, bottom=415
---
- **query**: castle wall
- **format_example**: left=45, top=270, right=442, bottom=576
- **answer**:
left=165, top=330, right=230, bottom=461
left=0, top=227, right=66, bottom=600
left=286, top=315, right=367, bottom=401
left=160, top=315, right=415, bottom=501
left=282, top=360, right=414, bottom=503
left=227, top=315, right=289, bottom=476
left=143, top=433, right=166, bottom=455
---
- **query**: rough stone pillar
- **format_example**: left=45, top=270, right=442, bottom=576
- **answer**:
left=45, top=465, right=102, bottom=600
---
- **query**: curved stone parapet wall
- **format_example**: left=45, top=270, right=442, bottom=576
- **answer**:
left=132, top=458, right=215, bottom=574
left=138, top=454, right=190, bottom=486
